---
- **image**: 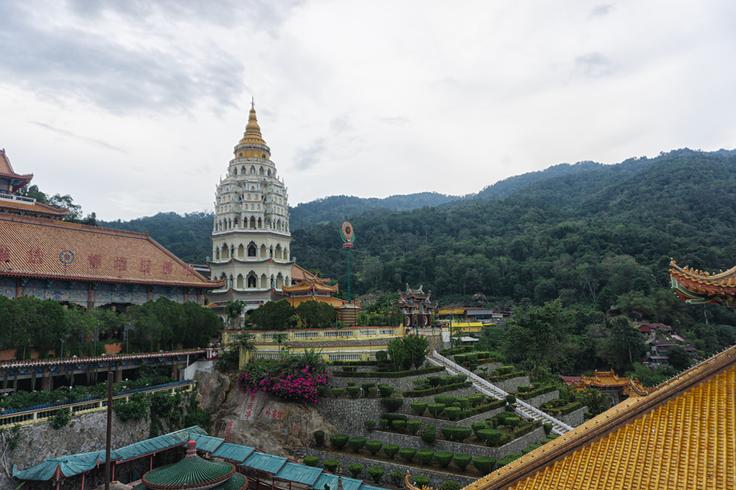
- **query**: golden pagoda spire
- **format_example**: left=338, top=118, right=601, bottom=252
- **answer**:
left=239, top=98, right=267, bottom=147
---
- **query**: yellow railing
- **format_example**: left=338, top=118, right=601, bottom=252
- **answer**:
left=0, top=381, right=194, bottom=428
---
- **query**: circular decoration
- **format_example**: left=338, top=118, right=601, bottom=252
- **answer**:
left=340, top=221, right=355, bottom=248
left=59, top=250, right=75, bottom=265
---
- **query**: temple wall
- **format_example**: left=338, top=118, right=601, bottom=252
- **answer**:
left=0, top=277, right=15, bottom=299
left=21, top=279, right=88, bottom=307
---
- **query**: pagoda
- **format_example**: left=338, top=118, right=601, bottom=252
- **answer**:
left=208, top=100, right=293, bottom=312
left=0, top=148, right=68, bottom=219
left=133, top=440, right=247, bottom=490
left=669, top=258, right=736, bottom=306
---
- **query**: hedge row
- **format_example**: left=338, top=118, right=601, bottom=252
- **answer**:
left=410, top=397, right=504, bottom=420
left=324, top=433, right=496, bottom=475
left=517, top=385, right=557, bottom=400
left=488, top=370, right=526, bottom=382
left=403, top=381, right=471, bottom=398
left=333, top=366, right=445, bottom=378
left=542, top=400, right=583, bottom=415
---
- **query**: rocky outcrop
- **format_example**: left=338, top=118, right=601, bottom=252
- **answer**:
left=196, top=370, right=336, bottom=457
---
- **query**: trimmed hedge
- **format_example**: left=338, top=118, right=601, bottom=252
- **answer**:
left=383, top=412, right=408, bottom=421
left=378, top=384, right=394, bottom=397
left=416, top=449, right=434, bottom=465
left=518, top=385, right=556, bottom=400
left=489, top=371, right=526, bottom=382
left=381, top=397, right=404, bottom=411
left=445, top=406, right=462, bottom=421
left=419, top=425, right=436, bottom=444
left=414, top=476, right=431, bottom=487
left=347, top=386, right=361, bottom=398
left=368, top=466, right=384, bottom=483
left=543, top=400, right=583, bottom=415
left=366, top=440, right=383, bottom=455
left=407, top=419, right=422, bottom=435
left=434, top=451, right=453, bottom=468
left=428, top=403, right=446, bottom=416
left=452, top=454, right=471, bottom=470
left=348, top=463, right=364, bottom=478
left=333, top=366, right=444, bottom=378
left=303, top=456, right=320, bottom=467
left=330, top=434, right=348, bottom=449
left=472, top=456, right=495, bottom=474
left=323, top=460, right=339, bottom=472
left=411, top=402, right=428, bottom=415
left=403, top=381, right=471, bottom=398
left=399, top=448, right=417, bottom=463
left=348, top=437, right=366, bottom=452
left=391, top=420, right=407, bottom=432
left=477, top=429, right=503, bottom=446
left=442, top=426, right=471, bottom=442
left=330, top=388, right=346, bottom=397
left=383, top=444, right=400, bottom=458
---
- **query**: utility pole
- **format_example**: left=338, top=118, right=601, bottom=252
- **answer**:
left=104, top=369, right=113, bottom=490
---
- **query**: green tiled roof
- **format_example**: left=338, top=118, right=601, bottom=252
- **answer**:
left=142, top=453, right=234, bottom=489
left=276, top=462, right=323, bottom=486
left=190, top=433, right=225, bottom=454
left=312, top=474, right=364, bottom=490
left=242, top=452, right=287, bottom=474
left=212, top=443, right=254, bottom=463
left=12, top=450, right=104, bottom=481
left=134, top=473, right=246, bottom=490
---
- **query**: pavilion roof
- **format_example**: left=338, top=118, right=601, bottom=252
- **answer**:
left=0, top=149, right=32, bottom=191
left=0, top=214, right=222, bottom=288
left=670, top=259, right=736, bottom=305
left=462, top=344, right=736, bottom=490
left=141, top=441, right=235, bottom=489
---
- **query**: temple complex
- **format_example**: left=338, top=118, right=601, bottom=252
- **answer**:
left=208, top=102, right=293, bottom=312
left=560, top=370, right=650, bottom=405
left=0, top=150, right=220, bottom=308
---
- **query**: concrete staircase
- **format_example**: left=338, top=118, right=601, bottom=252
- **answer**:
left=428, top=351, right=573, bottom=435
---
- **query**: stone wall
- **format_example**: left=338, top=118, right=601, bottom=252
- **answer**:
left=521, top=390, right=559, bottom=408
left=369, top=427, right=546, bottom=460
left=317, top=398, right=383, bottom=435
left=402, top=407, right=506, bottom=431
left=0, top=411, right=149, bottom=489
left=559, top=406, right=588, bottom=427
left=305, top=448, right=476, bottom=488
left=400, top=387, right=478, bottom=405
left=330, top=371, right=447, bottom=391
left=492, top=376, right=530, bottom=394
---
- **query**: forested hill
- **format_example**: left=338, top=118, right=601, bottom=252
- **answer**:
left=289, top=192, right=460, bottom=230
left=291, top=148, right=736, bottom=309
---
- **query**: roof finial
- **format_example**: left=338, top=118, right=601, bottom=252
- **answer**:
left=251, top=96, right=255, bottom=110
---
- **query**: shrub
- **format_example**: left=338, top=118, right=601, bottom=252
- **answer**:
left=361, top=382, right=376, bottom=392
left=323, top=460, right=339, bottom=472
left=505, top=395, right=516, bottom=405
left=517, top=385, right=531, bottom=393
left=365, top=440, right=383, bottom=455
left=471, top=422, right=488, bottom=435
left=420, top=425, right=436, bottom=444
left=379, top=418, right=389, bottom=430
left=442, top=427, right=471, bottom=442
left=368, top=466, right=384, bottom=483
left=342, top=366, right=357, bottom=372
left=348, top=463, right=364, bottom=478
left=407, top=419, right=422, bottom=435
left=399, top=448, right=417, bottom=463
left=50, top=409, right=71, bottom=429
left=378, top=384, right=394, bottom=397
left=417, top=449, right=434, bottom=465
left=498, top=453, right=522, bottom=466
left=330, top=388, right=346, bottom=397
left=365, top=420, right=376, bottom=431
left=381, top=397, right=404, bottom=412
left=503, top=415, right=521, bottom=428
left=414, top=476, right=431, bottom=487
left=477, top=429, right=503, bottom=446
left=472, top=456, right=495, bottom=474
left=496, top=366, right=515, bottom=375
left=428, top=376, right=442, bottom=387
left=383, top=444, right=400, bottom=458
left=469, top=394, right=485, bottom=406
left=348, top=436, right=367, bottom=452
left=391, top=420, right=406, bottom=432
left=347, top=386, right=361, bottom=398
left=313, top=430, right=325, bottom=447
left=303, top=456, right=320, bottom=467
left=411, top=402, right=428, bottom=415
left=439, top=480, right=462, bottom=490
left=445, top=406, right=462, bottom=421
left=543, top=423, right=553, bottom=435
left=428, top=403, right=445, bottom=417
left=439, top=375, right=454, bottom=385
left=376, top=351, right=388, bottom=363
left=383, top=412, right=407, bottom=421
left=434, top=451, right=453, bottom=468
left=389, top=470, right=403, bottom=486
left=365, top=386, right=378, bottom=397
left=330, top=434, right=348, bottom=450
left=452, top=454, right=471, bottom=470
left=435, top=395, right=455, bottom=405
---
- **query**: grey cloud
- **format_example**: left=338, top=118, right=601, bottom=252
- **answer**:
left=30, top=121, right=128, bottom=153
left=574, top=52, right=614, bottom=78
left=379, top=116, right=411, bottom=125
left=0, top=2, right=245, bottom=114
left=590, top=4, right=614, bottom=17
left=330, top=116, right=351, bottom=135
left=294, top=138, right=325, bottom=170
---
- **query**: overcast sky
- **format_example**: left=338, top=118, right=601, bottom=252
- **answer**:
left=1, top=1, right=735, bottom=220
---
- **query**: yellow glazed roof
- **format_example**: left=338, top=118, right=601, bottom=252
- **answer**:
left=466, top=345, right=736, bottom=490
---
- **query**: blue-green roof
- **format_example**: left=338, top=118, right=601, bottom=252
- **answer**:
left=191, top=433, right=225, bottom=453
left=312, top=474, right=364, bottom=490
left=276, top=462, right=323, bottom=486
left=114, top=426, right=205, bottom=462
left=212, top=442, right=255, bottom=463
left=242, top=452, right=287, bottom=474
left=13, top=450, right=103, bottom=481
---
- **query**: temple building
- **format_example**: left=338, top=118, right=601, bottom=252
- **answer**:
left=669, top=258, right=736, bottom=306
left=399, top=285, right=437, bottom=329
left=0, top=149, right=220, bottom=307
left=208, top=102, right=293, bottom=311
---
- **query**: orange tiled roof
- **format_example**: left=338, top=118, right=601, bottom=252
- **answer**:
left=0, top=197, right=68, bottom=217
left=0, top=149, right=32, bottom=191
left=0, top=214, right=221, bottom=288
left=282, top=280, right=338, bottom=295
left=290, top=263, right=329, bottom=284
left=286, top=296, right=347, bottom=308
left=466, top=344, right=736, bottom=490
left=670, top=259, right=736, bottom=305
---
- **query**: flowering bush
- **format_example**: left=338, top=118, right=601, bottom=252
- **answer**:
left=238, top=355, right=329, bottom=404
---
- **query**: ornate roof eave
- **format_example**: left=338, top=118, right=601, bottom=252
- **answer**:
left=669, top=259, right=736, bottom=305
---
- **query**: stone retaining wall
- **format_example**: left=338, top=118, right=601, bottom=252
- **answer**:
left=400, top=387, right=478, bottom=405
left=559, top=406, right=588, bottom=427
left=305, top=448, right=476, bottom=488
left=491, top=376, right=530, bottom=394
left=317, top=398, right=383, bottom=435
left=520, top=390, right=559, bottom=408
left=330, top=370, right=447, bottom=391
left=369, top=427, right=546, bottom=460
left=402, top=407, right=506, bottom=430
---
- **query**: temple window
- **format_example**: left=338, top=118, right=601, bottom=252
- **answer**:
left=247, top=242, right=257, bottom=257
left=237, top=244, right=245, bottom=258
left=260, top=274, right=268, bottom=288
left=236, top=274, right=244, bottom=289
left=247, top=273, right=257, bottom=288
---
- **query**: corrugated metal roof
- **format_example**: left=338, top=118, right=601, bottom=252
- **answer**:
left=276, top=462, right=323, bottom=486
left=114, top=426, right=204, bottom=462
left=242, top=452, right=287, bottom=474
left=312, top=473, right=364, bottom=490
left=12, top=450, right=103, bottom=481
left=191, top=433, right=225, bottom=454
left=212, top=442, right=255, bottom=463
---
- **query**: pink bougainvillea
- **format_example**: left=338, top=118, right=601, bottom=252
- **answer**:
left=238, top=362, right=329, bottom=404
